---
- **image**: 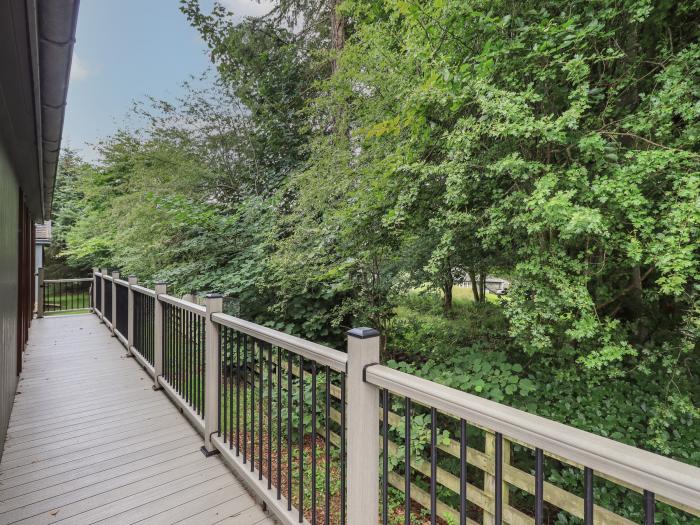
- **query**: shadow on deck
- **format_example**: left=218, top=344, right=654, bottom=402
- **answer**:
left=0, top=314, right=272, bottom=525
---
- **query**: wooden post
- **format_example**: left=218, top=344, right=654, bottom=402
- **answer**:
left=111, top=271, right=119, bottom=335
left=127, top=275, right=138, bottom=354
left=37, top=267, right=44, bottom=318
left=91, top=267, right=99, bottom=313
left=153, top=282, right=167, bottom=390
left=346, top=327, right=381, bottom=525
left=202, top=293, right=223, bottom=455
left=100, top=268, right=108, bottom=323
left=483, top=432, right=497, bottom=525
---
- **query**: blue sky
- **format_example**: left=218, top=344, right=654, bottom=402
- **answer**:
left=63, top=0, right=271, bottom=162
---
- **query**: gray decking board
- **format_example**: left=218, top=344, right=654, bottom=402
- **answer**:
left=0, top=315, right=270, bottom=525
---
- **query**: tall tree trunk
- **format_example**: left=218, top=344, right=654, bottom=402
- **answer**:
left=442, top=275, right=453, bottom=313
left=329, top=0, right=345, bottom=73
left=469, top=271, right=480, bottom=303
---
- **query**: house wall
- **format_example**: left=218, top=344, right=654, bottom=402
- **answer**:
left=0, top=142, right=19, bottom=452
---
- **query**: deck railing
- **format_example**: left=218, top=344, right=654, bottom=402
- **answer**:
left=87, top=269, right=700, bottom=525
left=36, top=268, right=92, bottom=316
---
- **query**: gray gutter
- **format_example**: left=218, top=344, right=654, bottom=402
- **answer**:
left=36, top=0, right=80, bottom=219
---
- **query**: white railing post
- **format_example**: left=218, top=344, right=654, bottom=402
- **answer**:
left=37, top=267, right=44, bottom=318
left=111, top=271, right=119, bottom=335
left=203, top=293, right=223, bottom=455
left=346, top=327, right=381, bottom=525
left=127, top=275, right=137, bottom=355
left=100, top=267, right=108, bottom=322
left=153, top=282, right=167, bottom=390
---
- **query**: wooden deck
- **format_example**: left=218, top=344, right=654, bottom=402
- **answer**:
left=0, top=314, right=272, bottom=525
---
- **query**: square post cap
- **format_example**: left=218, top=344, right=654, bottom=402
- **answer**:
left=347, top=327, right=381, bottom=339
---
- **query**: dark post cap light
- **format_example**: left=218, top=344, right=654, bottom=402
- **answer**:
left=347, top=327, right=380, bottom=339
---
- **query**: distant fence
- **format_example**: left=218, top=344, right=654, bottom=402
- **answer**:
left=37, top=269, right=92, bottom=316
left=88, top=268, right=699, bottom=525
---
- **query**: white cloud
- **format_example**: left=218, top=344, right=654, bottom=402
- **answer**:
left=70, top=54, right=90, bottom=82
left=219, top=0, right=274, bottom=18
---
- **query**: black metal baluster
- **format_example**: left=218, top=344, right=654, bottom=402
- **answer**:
left=340, top=373, right=346, bottom=525
left=187, top=310, right=192, bottom=405
left=584, top=467, right=593, bottom=525
left=170, top=305, right=174, bottom=383
left=324, top=367, right=331, bottom=525
left=250, top=339, right=257, bottom=472
left=236, top=331, right=241, bottom=454
left=190, top=311, right=195, bottom=408
left=178, top=308, right=183, bottom=397
left=138, top=294, right=142, bottom=355
left=298, top=357, right=304, bottom=523
left=287, top=350, right=293, bottom=510
left=201, top=315, right=206, bottom=417
left=220, top=325, right=226, bottom=439
left=163, top=304, right=167, bottom=380
left=178, top=308, right=182, bottom=397
left=404, top=397, right=411, bottom=525
left=430, top=407, right=437, bottom=525
left=197, top=312, right=201, bottom=409
left=259, top=340, right=264, bottom=480
left=164, top=304, right=169, bottom=381
left=141, top=295, right=145, bottom=352
left=277, top=346, right=282, bottom=499
left=185, top=310, right=189, bottom=402
left=150, top=296, right=154, bottom=364
left=495, top=432, right=503, bottom=525
left=183, top=310, right=187, bottom=399
left=229, top=328, right=234, bottom=449
left=382, top=388, right=389, bottom=525
left=311, top=361, right=317, bottom=525
left=171, top=306, right=176, bottom=389
left=267, top=343, right=273, bottom=489
left=643, top=490, right=654, bottom=525
left=171, top=306, right=176, bottom=387
left=243, top=334, right=249, bottom=464
left=460, top=419, right=467, bottom=525
left=535, top=448, right=543, bottom=525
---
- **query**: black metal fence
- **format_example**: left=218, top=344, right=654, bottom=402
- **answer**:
left=133, top=290, right=155, bottom=366
left=163, top=302, right=205, bottom=416
left=217, top=325, right=347, bottom=525
left=42, top=278, right=92, bottom=314
left=94, top=274, right=102, bottom=314
left=115, top=281, right=128, bottom=338
left=104, top=280, right=113, bottom=324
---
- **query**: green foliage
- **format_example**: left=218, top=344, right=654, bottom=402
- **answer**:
left=50, top=0, right=700, bottom=485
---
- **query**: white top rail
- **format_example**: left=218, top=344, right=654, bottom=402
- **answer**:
left=114, top=278, right=129, bottom=287
left=43, top=278, right=92, bottom=283
left=212, top=312, right=347, bottom=373
left=102, top=274, right=113, bottom=282
left=159, top=294, right=206, bottom=316
left=365, top=364, right=700, bottom=511
left=131, top=284, right=156, bottom=298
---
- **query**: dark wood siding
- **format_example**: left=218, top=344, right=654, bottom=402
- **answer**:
left=0, top=143, right=19, bottom=453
